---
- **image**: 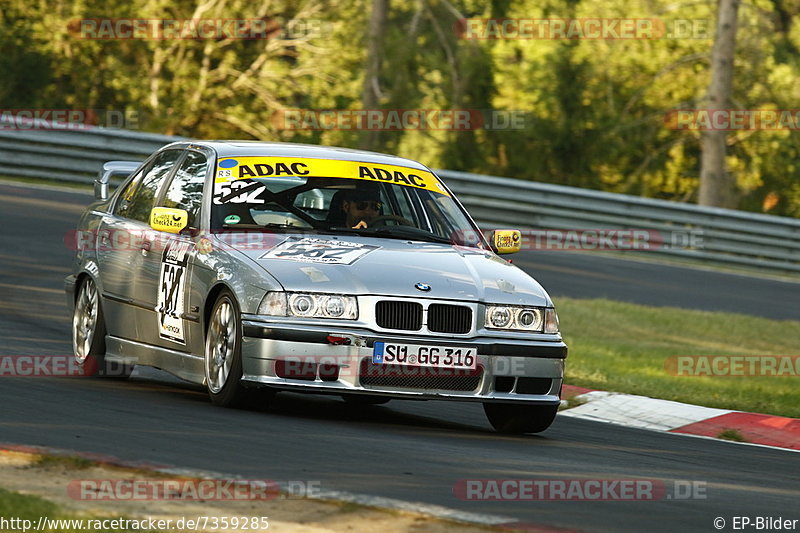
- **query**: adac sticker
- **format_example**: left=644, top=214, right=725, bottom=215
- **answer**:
left=215, top=156, right=449, bottom=196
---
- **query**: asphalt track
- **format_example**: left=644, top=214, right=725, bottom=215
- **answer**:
left=0, top=182, right=798, bottom=533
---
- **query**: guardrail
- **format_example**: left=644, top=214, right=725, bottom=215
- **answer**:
left=1, top=122, right=798, bottom=275
left=0, top=119, right=184, bottom=184
left=438, top=170, right=800, bottom=274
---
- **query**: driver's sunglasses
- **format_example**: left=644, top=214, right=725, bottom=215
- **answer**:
left=355, top=201, right=382, bottom=211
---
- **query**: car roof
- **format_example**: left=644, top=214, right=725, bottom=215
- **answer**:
left=170, top=141, right=432, bottom=172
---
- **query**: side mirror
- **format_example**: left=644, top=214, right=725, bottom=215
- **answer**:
left=490, top=229, right=522, bottom=255
left=95, top=161, right=141, bottom=200
left=150, top=207, right=189, bottom=234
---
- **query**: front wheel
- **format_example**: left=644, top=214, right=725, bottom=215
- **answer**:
left=483, top=403, right=558, bottom=434
left=205, top=290, right=260, bottom=408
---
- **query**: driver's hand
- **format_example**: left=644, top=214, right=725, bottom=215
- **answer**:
left=351, top=220, right=368, bottom=229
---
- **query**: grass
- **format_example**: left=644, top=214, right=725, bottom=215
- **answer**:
left=718, top=429, right=748, bottom=442
left=0, top=487, right=165, bottom=532
left=557, top=298, right=800, bottom=418
left=30, top=454, right=93, bottom=470
left=0, top=488, right=109, bottom=533
left=0, top=488, right=60, bottom=525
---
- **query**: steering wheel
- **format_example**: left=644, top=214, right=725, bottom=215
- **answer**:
left=369, top=214, right=413, bottom=227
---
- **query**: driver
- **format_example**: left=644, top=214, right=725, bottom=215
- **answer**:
left=341, top=187, right=383, bottom=229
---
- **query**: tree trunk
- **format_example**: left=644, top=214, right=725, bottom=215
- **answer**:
left=698, top=0, right=740, bottom=208
left=359, top=0, right=388, bottom=151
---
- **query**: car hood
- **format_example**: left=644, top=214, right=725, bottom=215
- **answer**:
left=220, top=233, right=551, bottom=305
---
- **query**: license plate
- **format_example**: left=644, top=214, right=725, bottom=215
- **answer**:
left=373, top=342, right=477, bottom=370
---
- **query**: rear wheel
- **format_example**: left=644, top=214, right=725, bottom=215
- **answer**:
left=483, top=403, right=558, bottom=434
left=72, top=277, right=131, bottom=378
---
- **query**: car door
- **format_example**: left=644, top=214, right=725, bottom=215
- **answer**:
left=136, top=149, right=209, bottom=356
left=96, top=149, right=185, bottom=341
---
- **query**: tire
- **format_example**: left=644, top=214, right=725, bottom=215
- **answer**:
left=72, top=277, right=131, bottom=378
left=342, top=395, right=390, bottom=406
left=483, top=402, right=558, bottom=434
left=204, top=290, right=259, bottom=408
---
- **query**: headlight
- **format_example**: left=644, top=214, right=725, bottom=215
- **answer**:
left=258, top=292, right=358, bottom=320
left=322, top=295, right=346, bottom=318
left=289, top=294, right=315, bottom=316
left=488, top=307, right=513, bottom=328
left=485, top=306, right=546, bottom=332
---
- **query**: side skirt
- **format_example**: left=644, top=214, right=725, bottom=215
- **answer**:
left=105, top=335, right=205, bottom=385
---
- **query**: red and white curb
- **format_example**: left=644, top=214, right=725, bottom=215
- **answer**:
left=560, top=385, right=800, bottom=451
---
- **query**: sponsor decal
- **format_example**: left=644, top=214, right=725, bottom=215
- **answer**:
left=150, top=210, right=187, bottom=232
left=258, top=237, right=378, bottom=265
left=157, top=241, right=192, bottom=344
left=215, top=156, right=449, bottom=196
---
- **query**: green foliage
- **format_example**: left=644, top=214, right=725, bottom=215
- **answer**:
left=0, top=4, right=53, bottom=106
left=31, top=454, right=94, bottom=470
left=0, top=487, right=60, bottom=523
left=557, top=297, right=800, bottom=418
left=3, top=0, right=800, bottom=217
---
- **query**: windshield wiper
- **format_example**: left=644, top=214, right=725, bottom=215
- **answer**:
left=348, top=225, right=453, bottom=244
left=262, top=223, right=310, bottom=230
left=221, top=222, right=310, bottom=231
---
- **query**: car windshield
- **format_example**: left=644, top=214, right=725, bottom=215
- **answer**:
left=210, top=156, right=486, bottom=248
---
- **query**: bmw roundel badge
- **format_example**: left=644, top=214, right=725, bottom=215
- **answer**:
left=415, top=282, right=431, bottom=292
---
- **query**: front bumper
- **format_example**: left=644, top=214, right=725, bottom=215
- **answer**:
left=240, top=319, right=566, bottom=404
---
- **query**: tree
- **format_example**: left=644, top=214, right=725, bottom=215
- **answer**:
left=359, top=0, right=389, bottom=151
left=698, top=0, right=741, bottom=208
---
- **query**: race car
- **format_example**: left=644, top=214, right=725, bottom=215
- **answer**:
left=66, top=141, right=567, bottom=433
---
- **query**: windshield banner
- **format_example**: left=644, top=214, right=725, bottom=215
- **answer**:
left=215, top=156, right=449, bottom=195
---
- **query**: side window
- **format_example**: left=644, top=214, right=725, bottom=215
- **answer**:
left=119, top=150, right=183, bottom=223
left=114, top=168, right=144, bottom=218
left=160, top=151, right=208, bottom=227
